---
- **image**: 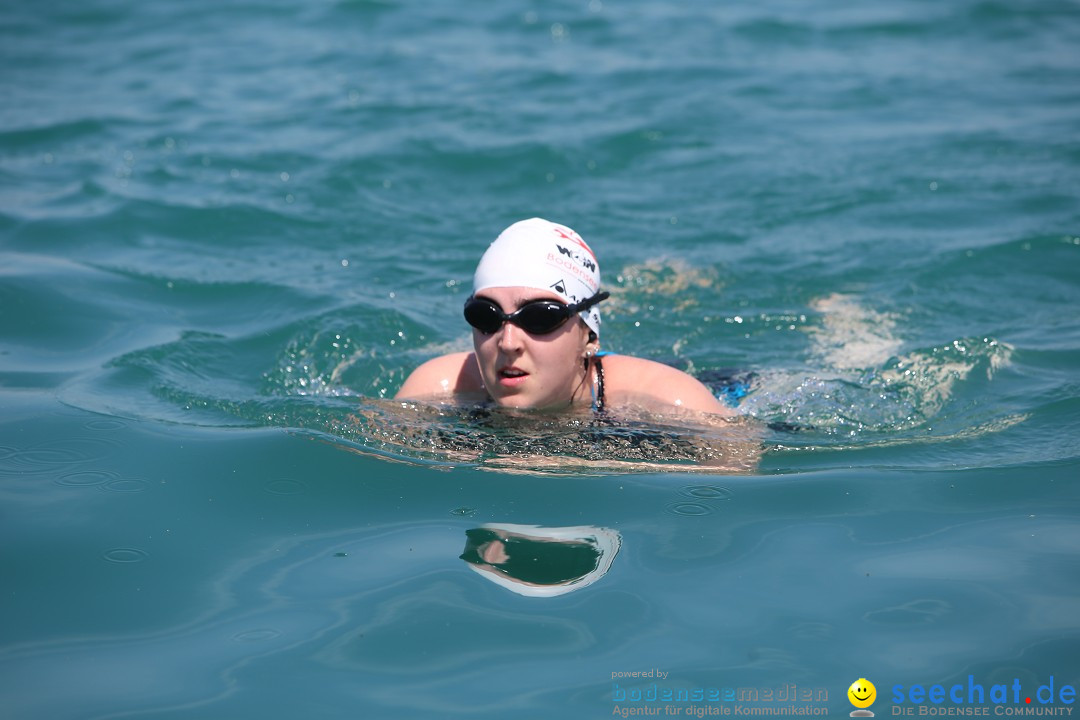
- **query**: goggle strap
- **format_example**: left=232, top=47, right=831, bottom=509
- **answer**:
left=566, top=290, right=610, bottom=315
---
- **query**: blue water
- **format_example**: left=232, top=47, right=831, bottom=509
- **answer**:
left=2, top=0, right=1079, bottom=717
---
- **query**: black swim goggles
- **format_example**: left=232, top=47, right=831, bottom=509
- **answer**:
left=463, top=291, right=610, bottom=335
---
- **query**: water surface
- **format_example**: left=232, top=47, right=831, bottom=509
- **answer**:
left=2, top=0, right=1079, bottom=717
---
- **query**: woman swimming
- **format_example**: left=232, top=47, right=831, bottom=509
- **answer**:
left=396, top=218, right=737, bottom=419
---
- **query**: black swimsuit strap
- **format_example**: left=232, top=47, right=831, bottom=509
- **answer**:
left=594, top=356, right=605, bottom=413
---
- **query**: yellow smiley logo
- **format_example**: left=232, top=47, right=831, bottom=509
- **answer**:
left=848, top=678, right=877, bottom=709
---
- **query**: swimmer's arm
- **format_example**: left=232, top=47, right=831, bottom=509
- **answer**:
left=394, top=352, right=484, bottom=400
left=603, top=356, right=760, bottom=470
left=660, top=371, right=737, bottom=417
left=605, top=356, right=737, bottom=418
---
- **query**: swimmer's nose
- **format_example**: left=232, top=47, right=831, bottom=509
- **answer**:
left=497, top=322, right=524, bottom=352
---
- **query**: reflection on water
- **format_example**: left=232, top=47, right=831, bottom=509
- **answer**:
left=0, top=516, right=621, bottom=717
left=460, top=524, right=622, bottom=597
left=3, top=473, right=1075, bottom=719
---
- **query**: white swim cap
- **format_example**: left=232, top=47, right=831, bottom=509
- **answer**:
left=473, top=218, right=603, bottom=335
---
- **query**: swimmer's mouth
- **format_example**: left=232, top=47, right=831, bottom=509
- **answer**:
left=498, top=367, right=528, bottom=380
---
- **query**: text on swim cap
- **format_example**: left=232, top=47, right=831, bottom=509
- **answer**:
left=552, top=226, right=598, bottom=263
left=546, top=252, right=600, bottom=293
left=556, top=244, right=597, bottom=272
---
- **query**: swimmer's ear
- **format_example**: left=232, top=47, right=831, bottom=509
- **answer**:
left=584, top=331, right=600, bottom=358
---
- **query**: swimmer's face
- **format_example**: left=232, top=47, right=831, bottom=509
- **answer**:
left=471, top=286, right=596, bottom=410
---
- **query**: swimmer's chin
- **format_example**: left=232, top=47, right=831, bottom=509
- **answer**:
left=480, top=385, right=587, bottom=413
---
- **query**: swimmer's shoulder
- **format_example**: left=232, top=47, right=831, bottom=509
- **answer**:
left=600, top=354, right=737, bottom=417
left=395, top=352, right=485, bottom=400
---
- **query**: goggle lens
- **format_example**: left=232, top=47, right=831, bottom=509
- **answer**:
left=463, top=291, right=610, bottom=335
left=463, top=299, right=571, bottom=335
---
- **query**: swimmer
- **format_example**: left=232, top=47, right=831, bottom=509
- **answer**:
left=396, top=217, right=737, bottom=418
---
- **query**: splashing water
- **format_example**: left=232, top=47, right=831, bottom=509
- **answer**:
left=59, top=288, right=1018, bottom=471
left=738, top=294, right=1016, bottom=439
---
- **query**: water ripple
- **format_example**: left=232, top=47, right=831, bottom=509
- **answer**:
left=665, top=501, right=714, bottom=517
left=56, top=470, right=119, bottom=488
left=102, top=547, right=150, bottom=564
left=1, top=437, right=120, bottom=476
